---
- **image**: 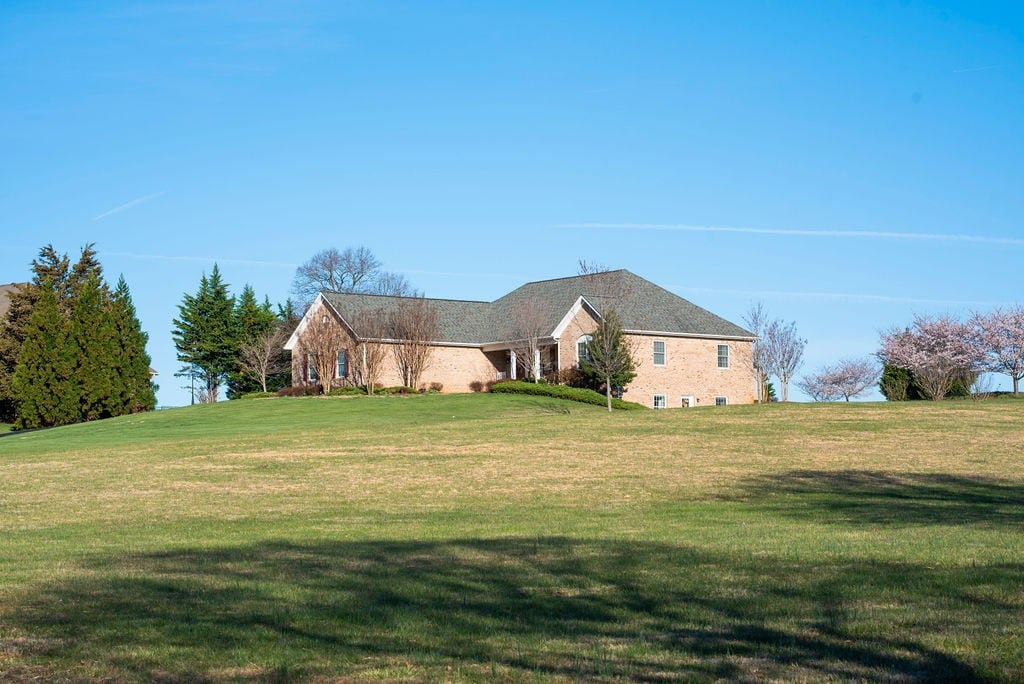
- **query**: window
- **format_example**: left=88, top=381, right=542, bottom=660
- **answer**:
left=576, top=334, right=592, bottom=364
left=653, top=340, right=665, bottom=366
left=653, top=394, right=667, bottom=409
left=307, top=354, right=318, bottom=382
left=717, top=344, right=730, bottom=368
left=681, top=395, right=694, bottom=408
left=337, top=350, right=347, bottom=378
left=715, top=396, right=728, bottom=406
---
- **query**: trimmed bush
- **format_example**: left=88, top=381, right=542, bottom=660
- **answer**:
left=491, top=381, right=646, bottom=410
left=276, top=385, right=320, bottom=397
left=328, top=386, right=368, bottom=396
left=237, top=392, right=275, bottom=400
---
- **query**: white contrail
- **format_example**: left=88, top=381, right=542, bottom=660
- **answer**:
left=560, top=223, right=1024, bottom=246
left=92, top=191, right=166, bottom=221
left=106, top=251, right=296, bottom=268
left=673, top=285, right=1006, bottom=308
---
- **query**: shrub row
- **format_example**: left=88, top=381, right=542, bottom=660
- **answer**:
left=490, top=381, right=646, bottom=410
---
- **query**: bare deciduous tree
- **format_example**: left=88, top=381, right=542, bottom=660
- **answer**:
left=764, top=319, right=806, bottom=402
left=349, top=307, right=390, bottom=395
left=302, top=308, right=348, bottom=394
left=292, top=246, right=414, bottom=306
left=798, top=358, right=878, bottom=402
left=743, top=302, right=773, bottom=402
left=238, top=326, right=289, bottom=393
left=510, top=298, right=550, bottom=381
left=971, top=305, right=1024, bottom=395
left=390, top=297, right=438, bottom=389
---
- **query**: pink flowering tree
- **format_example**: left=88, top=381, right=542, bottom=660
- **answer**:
left=798, top=358, right=878, bottom=402
left=878, top=314, right=985, bottom=401
left=971, top=305, right=1024, bottom=396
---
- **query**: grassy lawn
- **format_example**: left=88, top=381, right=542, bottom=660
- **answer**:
left=0, top=394, right=1022, bottom=681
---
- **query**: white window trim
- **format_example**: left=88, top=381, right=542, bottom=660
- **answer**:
left=717, top=344, right=730, bottom=369
left=576, top=334, right=593, bottom=364
left=653, top=340, right=666, bottom=366
left=681, top=395, right=695, bottom=408
left=653, top=394, right=667, bottom=409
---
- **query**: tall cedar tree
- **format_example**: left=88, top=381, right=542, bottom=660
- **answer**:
left=0, top=246, right=70, bottom=421
left=12, top=282, right=79, bottom=429
left=110, top=275, right=157, bottom=413
left=580, top=310, right=636, bottom=411
left=227, top=285, right=280, bottom=398
left=69, top=275, right=119, bottom=421
left=172, top=264, right=237, bottom=402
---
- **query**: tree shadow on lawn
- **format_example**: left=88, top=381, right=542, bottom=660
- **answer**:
left=4, top=537, right=1017, bottom=682
left=734, top=470, right=1024, bottom=528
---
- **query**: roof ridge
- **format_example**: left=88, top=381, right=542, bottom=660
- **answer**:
left=324, top=291, right=489, bottom=305
left=518, top=269, right=630, bottom=288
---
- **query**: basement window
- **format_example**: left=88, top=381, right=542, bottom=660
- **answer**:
left=653, top=394, right=667, bottom=409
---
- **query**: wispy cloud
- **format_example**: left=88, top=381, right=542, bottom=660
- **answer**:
left=559, top=223, right=1024, bottom=246
left=952, top=65, right=1000, bottom=74
left=93, top=191, right=166, bottom=221
left=106, top=251, right=296, bottom=268
left=673, top=285, right=1005, bottom=308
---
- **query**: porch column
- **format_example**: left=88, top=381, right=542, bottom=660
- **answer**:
left=509, top=350, right=517, bottom=380
left=534, top=348, right=541, bottom=379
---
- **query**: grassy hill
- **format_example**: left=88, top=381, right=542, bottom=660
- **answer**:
left=1, top=394, right=1021, bottom=681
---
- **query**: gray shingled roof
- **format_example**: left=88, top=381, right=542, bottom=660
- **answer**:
left=322, top=270, right=753, bottom=345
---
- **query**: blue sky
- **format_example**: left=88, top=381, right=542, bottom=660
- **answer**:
left=2, top=1, right=1021, bottom=406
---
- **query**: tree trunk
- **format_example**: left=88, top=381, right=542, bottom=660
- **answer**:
left=605, top=373, right=612, bottom=412
left=1014, top=375, right=1020, bottom=396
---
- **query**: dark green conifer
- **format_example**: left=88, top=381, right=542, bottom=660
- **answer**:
left=172, top=264, right=238, bottom=402
left=110, top=275, right=157, bottom=414
left=12, top=282, right=79, bottom=429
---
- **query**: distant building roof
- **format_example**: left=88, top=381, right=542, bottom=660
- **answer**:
left=316, top=270, right=752, bottom=346
left=0, top=283, right=25, bottom=321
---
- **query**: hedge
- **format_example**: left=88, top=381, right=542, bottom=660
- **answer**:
left=490, top=381, right=646, bottom=410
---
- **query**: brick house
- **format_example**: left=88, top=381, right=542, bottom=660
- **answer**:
left=284, top=270, right=759, bottom=407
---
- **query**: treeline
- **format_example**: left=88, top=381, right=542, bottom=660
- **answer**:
left=172, top=264, right=296, bottom=402
left=0, top=245, right=155, bottom=428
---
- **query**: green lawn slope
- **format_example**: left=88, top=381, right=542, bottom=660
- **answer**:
left=1, top=394, right=1021, bottom=681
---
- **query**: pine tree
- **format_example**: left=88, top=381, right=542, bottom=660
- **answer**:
left=12, top=282, right=79, bottom=429
left=172, top=264, right=238, bottom=402
left=110, top=275, right=157, bottom=414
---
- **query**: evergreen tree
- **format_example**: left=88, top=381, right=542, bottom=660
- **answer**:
left=110, top=275, right=157, bottom=414
left=580, top=310, right=637, bottom=411
left=68, top=275, right=118, bottom=421
left=0, top=246, right=72, bottom=421
left=172, top=264, right=237, bottom=402
left=12, top=282, right=79, bottom=429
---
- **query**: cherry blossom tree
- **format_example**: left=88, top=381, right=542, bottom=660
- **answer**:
left=971, top=305, right=1024, bottom=396
left=798, top=358, right=878, bottom=402
left=878, top=314, right=985, bottom=401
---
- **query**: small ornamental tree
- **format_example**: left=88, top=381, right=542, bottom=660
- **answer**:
left=350, top=308, right=390, bottom=395
left=764, top=319, right=806, bottom=402
left=798, top=358, right=878, bottom=402
left=390, top=297, right=438, bottom=389
left=878, top=314, right=984, bottom=401
left=302, top=307, right=348, bottom=394
left=971, top=305, right=1024, bottom=396
left=580, top=310, right=637, bottom=412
